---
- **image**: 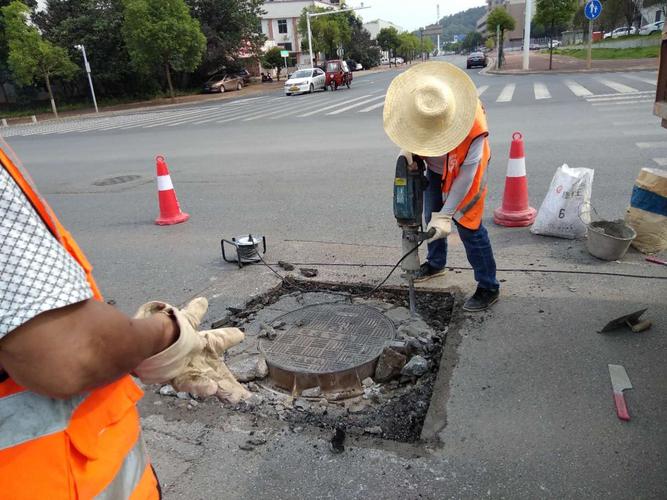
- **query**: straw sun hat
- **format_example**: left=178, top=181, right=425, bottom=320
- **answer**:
left=383, top=61, right=478, bottom=157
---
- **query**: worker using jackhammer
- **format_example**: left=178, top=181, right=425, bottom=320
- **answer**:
left=0, top=143, right=251, bottom=498
left=384, top=61, right=500, bottom=311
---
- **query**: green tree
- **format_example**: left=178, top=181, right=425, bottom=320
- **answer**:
left=343, top=12, right=380, bottom=68
left=298, top=6, right=351, bottom=62
left=486, top=7, right=515, bottom=68
left=421, top=36, right=435, bottom=56
left=376, top=26, right=400, bottom=66
left=397, top=32, right=418, bottom=61
left=187, top=0, right=266, bottom=78
left=535, top=0, right=577, bottom=69
left=2, top=0, right=77, bottom=116
left=461, top=30, right=483, bottom=53
left=122, top=0, right=206, bottom=101
left=261, top=46, right=284, bottom=81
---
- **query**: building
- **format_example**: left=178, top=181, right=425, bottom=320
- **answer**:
left=362, top=19, right=404, bottom=40
left=476, top=0, right=536, bottom=41
left=260, top=0, right=341, bottom=66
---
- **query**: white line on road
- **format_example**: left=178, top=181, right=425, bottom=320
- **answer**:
left=327, top=94, right=385, bottom=115
left=219, top=102, right=295, bottom=123
left=496, top=84, right=515, bottom=103
left=592, top=99, right=653, bottom=106
left=587, top=94, right=655, bottom=102
left=622, top=129, right=665, bottom=136
left=636, top=141, right=667, bottom=148
left=358, top=101, right=385, bottom=113
left=596, top=78, right=638, bottom=94
left=564, top=80, right=593, bottom=97
left=620, top=74, right=657, bottom=86
left=612, top=119, right=659, bottom=126
left=299, top=94, right=374, bottom=117
left=585, top=90, right=654, bottom=99
left=652, top=158, right=667, bottom=166
left=476, top=85, right=488, bottom=96
left=533, top=82, right=551, bottom=100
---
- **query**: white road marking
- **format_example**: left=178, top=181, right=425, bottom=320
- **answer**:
left=592, top=99, right=654, bottom=106
left=564, top=80, right=593, bottom=97
left=636, top=141, right=667, bottom=148
left=612, top=119, right=658, bottom=126
left=620, top=74, right=657, bottom=86
left=327, top=94, right=385, bottom=115
left=588, top=94, right=655, bottom=102
left=586, top=90, right=654, bottom=99
left=476, top=85, right=488, bottom=96
left=299, top=94, right=374, bottom=117
left=496, top=84, right=515, bottom=103
left=596, top=78, right=638, bottom=94
left=652, top=158, right=667, bottom=166
left=622, top=129, right=665, bottom=136
left=219, top=102, right=295, bottom=123
left=358, top=101, right=385, bottom=113
left=533, top=82, right=551, bottom=100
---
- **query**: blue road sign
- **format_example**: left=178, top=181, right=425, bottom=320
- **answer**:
left=584, top=0, right=602, bottom=21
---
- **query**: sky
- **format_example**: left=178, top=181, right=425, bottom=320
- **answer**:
left=354, top=0, right=486, bottom=32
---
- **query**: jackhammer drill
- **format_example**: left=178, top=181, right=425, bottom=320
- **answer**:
left=393, top=153, right=436, bottom=316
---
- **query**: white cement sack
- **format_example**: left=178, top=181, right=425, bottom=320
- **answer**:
left=531, top=164, right=594, bottom=239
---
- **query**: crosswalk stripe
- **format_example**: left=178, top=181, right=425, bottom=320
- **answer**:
left=496, top=84, right=515, bottom=103
left=652, top=158, right=667, bottom=166
left=596, top=78, right=638, bottom=94
left=564, top=80, right=593, bottom=97
left=358, top=101, right=384, bottom=113
left=219, top=102, right=296, bottom=123
left=299, top=94, right=374, bottom=117
left=636, top=141, right=667, bottom=148
left=586, top=90, right=653, bottom=99
left=533, top=82, right=551, bottom=100
left=588, top=94, right=655, bottom=102
left=121, top=108, right=212, bottom=129
left=620, top=74, right=657, bottom=86
left=327, top=94, right=385, bottom=115
left=592, top=99, right=653, bottom=106
left=477, top=85, right=488, bottom=96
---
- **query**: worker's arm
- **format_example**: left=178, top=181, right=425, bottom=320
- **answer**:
left=0, top=299, right=179, bottom=399
left=441, top=136, right=485, bottom=215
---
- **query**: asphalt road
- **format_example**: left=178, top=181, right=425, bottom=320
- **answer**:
left=5, top=55, right=666, bottom=498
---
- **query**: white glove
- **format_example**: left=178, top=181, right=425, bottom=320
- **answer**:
left=426, top=212, right=452, bottom=243
left=398, top=149, right=413, bottom=165
left=134, top=298, right=252, bottom=403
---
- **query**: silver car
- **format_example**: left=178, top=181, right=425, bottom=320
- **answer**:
left=284, top=68, right=326, bottom=95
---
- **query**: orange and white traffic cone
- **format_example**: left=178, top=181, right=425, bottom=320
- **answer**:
left=493, top=132, right=536, bottom=227
left=155, top=155, right=189, bottom=225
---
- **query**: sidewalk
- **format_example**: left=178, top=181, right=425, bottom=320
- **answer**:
left=139, top=224, right=667, bottom=499
left=487, top=51, right=658, bottom=75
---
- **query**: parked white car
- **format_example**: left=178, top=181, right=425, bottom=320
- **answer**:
left=549, top=39, right=562, bottom=48
left=610, top=26, right=638, bottom=38
left=284, top=68, right=326, bottom=95
left=639, top=20, right=664, bottom=35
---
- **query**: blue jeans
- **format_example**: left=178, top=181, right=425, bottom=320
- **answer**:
left=424, top=168, right=500, bottom=291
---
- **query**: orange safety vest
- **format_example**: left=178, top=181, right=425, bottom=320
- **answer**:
left=0, top=147, right=160, bottom=500
left=441, top=101, right=491, bottom=230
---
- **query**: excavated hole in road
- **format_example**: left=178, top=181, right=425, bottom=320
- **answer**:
left=213, top=281, right=454, bottom=443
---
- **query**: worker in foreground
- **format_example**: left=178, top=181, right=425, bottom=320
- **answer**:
left=384, top=61, right=500, bottom=311
left=0, top=144, right=250, bottom=498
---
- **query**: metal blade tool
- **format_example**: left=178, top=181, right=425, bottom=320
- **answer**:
left=608, top=364, right=633, bottom=421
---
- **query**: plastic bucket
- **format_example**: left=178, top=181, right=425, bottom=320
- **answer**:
left=586, top=220, right=636, bottom=261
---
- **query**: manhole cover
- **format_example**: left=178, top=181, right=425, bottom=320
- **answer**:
left=259, top=303, right=396, bottom=394
left=93, top=174, right=141, bottom=186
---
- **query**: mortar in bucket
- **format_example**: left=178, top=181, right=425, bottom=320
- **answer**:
left=581, top=205, right=636, bottom=261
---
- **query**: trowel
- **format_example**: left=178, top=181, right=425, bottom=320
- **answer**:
left=599, top=309, right=651, bottom=334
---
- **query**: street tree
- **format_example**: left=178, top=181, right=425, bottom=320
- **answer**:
left=534, top=0, right=577, bottom=70
left=262, top=46, right=284, bottom=81
left=122, top=0, right=206, bottom=102
left=1, top=0, right=77, bottom=116
left=461, top=31, right=483, bottom=53
left=397, top=32, right=419, bottom=61
left=376, top=27, right=400, bottom=66
left=343, top=13, right=380, bottom=68
left=298, top=6, right=351, bottom=62
left=421, top=36, right=435, bottom=56
left=187, top=0, right=266, bottom=78
left=486, top=7, right=515, bottom=68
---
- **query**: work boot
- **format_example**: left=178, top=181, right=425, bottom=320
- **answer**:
left=413, top=262, right=446, bottom=282
left=462, top=286, right=499, bottom=312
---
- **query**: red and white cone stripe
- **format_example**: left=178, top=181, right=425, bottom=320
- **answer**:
left=493, top=132, right=536, bottom=227
left=155, top=155, right=189, bottom=225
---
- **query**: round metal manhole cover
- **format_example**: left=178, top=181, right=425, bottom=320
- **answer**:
left=259, top=303, right=396, bottom=378
left=93, top=175, right=142, bottom=186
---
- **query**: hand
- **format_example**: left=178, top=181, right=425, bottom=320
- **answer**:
left=399, top=149, right=418, bottom=171
left=426, top=213, right=452, bottom=242
left=134, top=298, right=252, bottom=404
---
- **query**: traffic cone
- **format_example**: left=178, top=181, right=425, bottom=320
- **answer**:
left=154, top=155, right=189, bottom=225
left=493, top=132, right=536, bottom=227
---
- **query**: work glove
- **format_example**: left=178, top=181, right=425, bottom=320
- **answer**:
left=398, top=149, right=418, bottom=170
left=426, top=212, right=452, bottom=243
left=134, top=298, right=252, bottom=404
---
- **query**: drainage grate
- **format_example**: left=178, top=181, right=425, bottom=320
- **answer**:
left=93, top=174, right=141, bottom=186
left=260, top=303, right=396, bottom=393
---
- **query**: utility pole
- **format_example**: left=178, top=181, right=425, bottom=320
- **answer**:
left=522, top=0, right=532, bottom=70
left=75, top=44, right=99, bottom=113
left=496, top=24, right=501, bottom=70
left=436, top=4, right=441, bottom=56
left=306, top=3, right=370, bottom=68
left=420, top=28, right=424, bottom=61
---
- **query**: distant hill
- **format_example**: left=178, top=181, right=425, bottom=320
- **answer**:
left=439, top=6, right=486, bottom=41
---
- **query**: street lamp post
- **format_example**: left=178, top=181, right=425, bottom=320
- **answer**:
left=306, top=3, right=370, bottom=68
left=74, top=44, right=99, bottom=113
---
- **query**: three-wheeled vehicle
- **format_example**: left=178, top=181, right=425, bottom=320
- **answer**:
left=325, top=60, right=352, bottom=91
